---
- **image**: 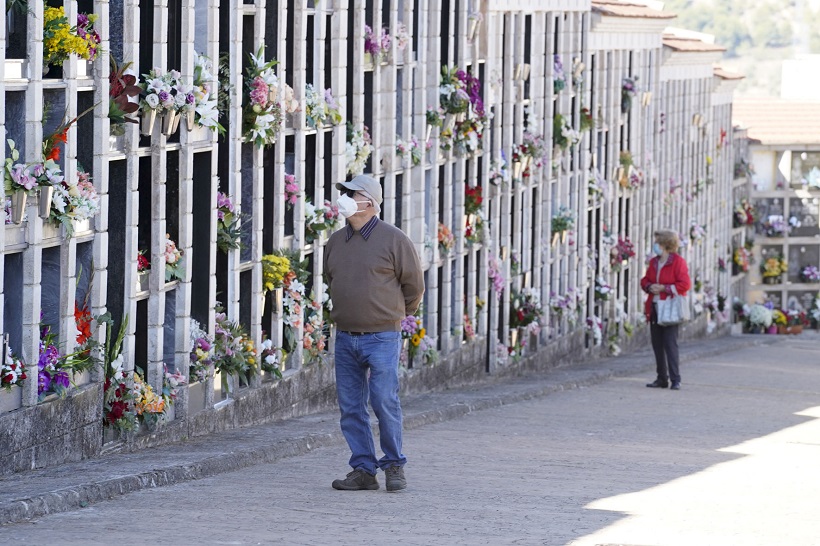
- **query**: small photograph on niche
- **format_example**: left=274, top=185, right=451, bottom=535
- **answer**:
left=786, top=291, right=819, bottom=313
left=789, top=197, right=819, bottom=237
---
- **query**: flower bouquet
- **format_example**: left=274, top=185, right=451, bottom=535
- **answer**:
left=621, top=76, right=639, bottom=113
left=304, top=200, right=341, bottom=244
left=594, top=276, right=611, bottom=302
left=489, top=153, right=511, bottom=187
left=284, top=173, right=300, bottom=208
left=761, top=215, right=790, bottom=237
left=140, top=68, right=195, bottom=136
left=213, top=309, right=258, bottom=383
left=733, top=246, right=750, bottom=274
left=305, top=84, right=342, bottom=129
left=43, top=7, right=100, bottom=71
left=192, top=53, right=226, bottom=134
left=303, top=289, right=329, bottom=364
left=800, top=265, right=820, bottom=283
left=437, top=222, right=454, bottom=256
left=733, top=199, right=757, bottom=227
left=2, top=341, right=26, bottom=391
left=610, top=236, right=636, bottom=272
left=512, top=288, right=544, bottom=332
left=551, top=206, right=574, bottom=244
left=553, top=113, right=580, bottom=152
left=364, top=24, right=391, bottom=65
left=164, top=235, right=184, bottom=282
left=216, top=192, right=242, bottom=252
left=260, top=337, right=285, bottom=378
left=46, top=168, right=101, bottom=237
left=553, top=55, right=566, bottom=94
left=760, top=254, right=787, bottom=284
left=689, top=221, right=706, bottom=243
left=746, top=303, right=773, bottom=333
left=438, top=65, right=489, bottom=158
left=242, top=47, right=299, bottom=147
left=189, top=319, right=214, bottom=383
left=262, top=253, right=291, bottom=295
left=400, top=312, right=438, bottom=366
left=345, top=123, right=373, bottom=177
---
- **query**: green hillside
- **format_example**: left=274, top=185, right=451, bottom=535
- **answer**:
left=662, top=0, right=820, bottom=96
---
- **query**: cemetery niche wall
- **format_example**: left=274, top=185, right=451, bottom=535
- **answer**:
left=0, top=0, right=740, bottom=474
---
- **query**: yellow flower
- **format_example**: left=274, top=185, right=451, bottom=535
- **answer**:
left=411, top=334, right=421, bottom=346
left=419, top=328, right=426, bottom=338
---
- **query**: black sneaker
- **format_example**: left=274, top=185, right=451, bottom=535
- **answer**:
left=385, top=466, right=406, bottom=492
left=646, top=380, right=669, bottom=388
left=670, top=382, right=681, bottom=390
left=332, top=469, right=379, bottom=491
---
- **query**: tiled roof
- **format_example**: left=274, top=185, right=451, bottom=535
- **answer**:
left=592, top=0, right=676, bottom=18
left=713, top=67, right=744, bottom=80
left=662, top=35, right=726, bottom=52
left=733, top=98, right=820, bottom=146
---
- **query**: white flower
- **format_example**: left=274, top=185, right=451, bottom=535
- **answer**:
left=145, top=93, right=160, bottom=109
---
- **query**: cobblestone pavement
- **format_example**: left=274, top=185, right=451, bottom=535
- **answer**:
left=2, top=333, right=820, bottom=545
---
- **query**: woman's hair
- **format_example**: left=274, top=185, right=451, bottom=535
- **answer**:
left=654, top=229, right=680, bottom=252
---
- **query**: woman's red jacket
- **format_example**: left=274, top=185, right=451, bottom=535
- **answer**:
left=640, top=253, right=692, bottom=321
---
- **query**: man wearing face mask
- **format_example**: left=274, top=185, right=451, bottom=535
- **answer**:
left=323, top=174, right=425, bottom=492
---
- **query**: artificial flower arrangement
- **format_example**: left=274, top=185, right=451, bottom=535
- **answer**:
left=345, top=123, right=374, bottom=177
left=2, top=341, right=27, bottom=391
left=463, top=311, right=476, bottom=341
left=438, top=65, right=490, bottom=158
left=760, top=253, right=787, bottom=282
left=43, top=6, right=100, bottom=69
left=733, top=246, right=751, bottom=274
left=610, top=236, right=636, bottom=272
left=733, top=199, right=757, bottom=227
left=437, top=222, right=455, bottom=256
left=212, top=307, right=258, bottom=381
left=137, top=249, right=150, bottom=273
left=464, top=185, right=485, bottom=246
left=594, top=276, right=612, bottom=302
left=139, top=68, right=195, bottom=133
left=513, top=129, right=548, bottom=179
left=305, top=84, right=343, bottom=129
left=771, top=309, right=788, bottom=327
left=284, top=172, right=300, bottom=208
left=579, top=107, right=594, bottom=132
left=304, top=199, right=341, bottom=244
left=216, top=191, right=242, bottom=253
left=400, top=310, right=438, bottom=366
left=303, top=285, right=331, bottom=364
left=553, top=113, right=580, bottom=152
left=364, top=24, right=392, bottom=64
left=487, top=253, right=505, bottom=300
left=193, top=52, right=226, bottom=135
left=689, top=221, right=707, bottom=243
left=37, top=323, right=76, bottom=398
left=551, top=206, right=575, bottom=239
left=189, top=319, right=214, bottom=384
left=259, top=336, right=285, bottom=378
left=586, top=315, right=603, bottom=346
left=747, top=303, right=773, bottom=330
left=548, top=289, right=578, bottom=323
left=553, top=55, right=566, bottom=94
left=760, top=215, right=791, bottom=237
left=262, top=253, right=291, bottom=294
left=108, top=57, right=141, bottom=135
left=616, top=151, right=643, bottom=190
left=511, top=288, right=544, bottom=335
left=163, top=235, right=184, bottom=282
left=488, top=152, right=511, bottom=187
left=621, top=75, right=639, bottom=113
left=588, top=169, right=610, bottom=205
left=47, top=168, right=101, bottom=237
left=102, top=315, right=140, bottom=433
left=242, top=46, right=299, bottom=147
left=396, top=136, right=423, bottom=167
left=4, top=140, right=61, bottom=224
left=800, top=265, right=820, bottom=283
left=425, top=106, right=445, bottom=142
left=467, top=11, right=483, bottom=41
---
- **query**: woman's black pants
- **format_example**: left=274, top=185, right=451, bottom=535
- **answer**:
left=650, top=304, right=680, bottom=383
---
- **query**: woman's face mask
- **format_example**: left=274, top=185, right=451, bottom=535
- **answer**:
left=653, top=242, right=663, bottom=255
left=336, top=193, right=370, bottom=218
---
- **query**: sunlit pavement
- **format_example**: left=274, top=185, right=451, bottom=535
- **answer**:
left=574, top=404, right=820, bottom=546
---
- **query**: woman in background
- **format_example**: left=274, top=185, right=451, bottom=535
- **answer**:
left=640, top=229, right=691, bottom=390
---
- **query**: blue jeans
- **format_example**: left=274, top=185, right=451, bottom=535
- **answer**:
left=334, top=331, right=406, bottom=475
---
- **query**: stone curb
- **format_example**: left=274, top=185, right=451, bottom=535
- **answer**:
left=0, top=335, right=766, bottom=526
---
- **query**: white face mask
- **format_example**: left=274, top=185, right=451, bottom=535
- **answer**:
left=336, top=193, right=370, bottom=218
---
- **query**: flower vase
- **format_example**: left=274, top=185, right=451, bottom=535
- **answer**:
left=38, top=186, right=53, bottom=218
left=425, top=125, right=433, bottom=143
left=185, top=110, right=196, bottom=131
left=444, top=114, right=456, bottom=131
left=763, top=276, right=780, bottom=285
left=136, top=270, right=149, bottom=293
left=188, top=380, right=208, bottom=414
left=562, top=230, right=568, bottom=244
left=513, top=161, right=522, bottom=180
left=467, top=18, right=479, bottom=42
left=551, top=232, right=559, bottom=247
left=140, top=110, right=157, bottom=135
left=509, top=328, right=518, bottom=349
left=766, top=325, right=778, bottom=335
left=161, top=111, right=180, bottom=136
left=791, top=325, right=803, bottom=335
left=9, top=191, right=26, bottom=224
left=0, top=384, right=22, bottom=413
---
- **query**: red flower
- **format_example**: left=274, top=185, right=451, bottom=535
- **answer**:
left=137, top=251, right=151, bottom=272
left=75, top=303, right=93, bottom=345
left=107, top=400, right=127, bottom=423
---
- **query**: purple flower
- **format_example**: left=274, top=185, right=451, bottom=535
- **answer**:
left=158, top=90, right=170, bottom=103
left=77, top=13, right=89, bottom=28
left=38, top=370, right=51, bottom=394
left=186, top=93, right=196, bottom=104
left=53, top=369, right=70, bottom=390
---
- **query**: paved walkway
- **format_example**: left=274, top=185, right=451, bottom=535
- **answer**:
left=1, top=331, right=819, bottom=545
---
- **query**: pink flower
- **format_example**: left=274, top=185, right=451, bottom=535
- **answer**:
left=249, top=77, right=269, bottom=106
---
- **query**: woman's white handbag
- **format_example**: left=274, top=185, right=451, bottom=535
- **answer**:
left=657, top=285, right=690, bottom=326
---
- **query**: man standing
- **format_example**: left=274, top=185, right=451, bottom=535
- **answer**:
left=324, top=174, right=425, bottom=492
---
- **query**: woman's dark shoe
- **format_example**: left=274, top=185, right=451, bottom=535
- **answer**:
left=646, top=380, right=669, bottom=388
left=670, top=382, right=681, bottom=390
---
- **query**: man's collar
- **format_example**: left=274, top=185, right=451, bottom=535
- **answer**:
left=345, top=215, right=379, bottom=241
